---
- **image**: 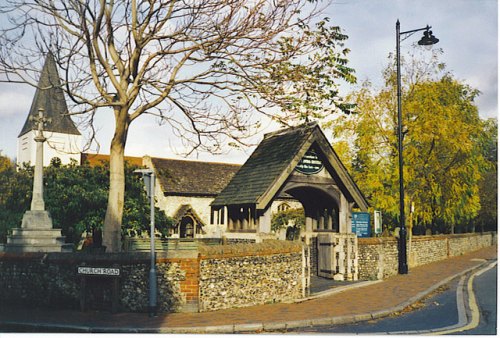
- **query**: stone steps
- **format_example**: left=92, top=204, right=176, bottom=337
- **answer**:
left=4, top=243, right=73, bottom=252
left=7, top=232, right=67, bottom=245
left=9, top=228, right=66, bottom=239
left=5, top=210, right=72, bottom=253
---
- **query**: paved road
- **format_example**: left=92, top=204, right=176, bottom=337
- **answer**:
left=461, top=263, right=497, bottom=335
left=290, top=261, right=497, bottom=335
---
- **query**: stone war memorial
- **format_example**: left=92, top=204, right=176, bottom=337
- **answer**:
left=0, top=52, right=496, bottom=314
left=5, top=108, right=71, bottom=253
left=5, top=53, right=74, bottom=253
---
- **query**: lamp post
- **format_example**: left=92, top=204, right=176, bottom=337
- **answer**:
left=134, top=169, right=157, bottom=317
left=396, top=20, right=438, bottom=274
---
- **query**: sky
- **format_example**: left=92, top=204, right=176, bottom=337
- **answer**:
left=0, top=0, right=497, bottom=164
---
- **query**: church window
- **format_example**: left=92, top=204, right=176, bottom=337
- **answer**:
left=277, top=203, right=291, bottom=212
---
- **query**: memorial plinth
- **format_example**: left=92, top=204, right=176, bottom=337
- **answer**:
left=6, top=211, right=72, bottom=252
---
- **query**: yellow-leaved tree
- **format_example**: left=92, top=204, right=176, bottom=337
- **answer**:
left=329, top=51, right=489, bottom=234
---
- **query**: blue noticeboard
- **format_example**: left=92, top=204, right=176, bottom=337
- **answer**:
left=352, top=212, right=371, bottom=237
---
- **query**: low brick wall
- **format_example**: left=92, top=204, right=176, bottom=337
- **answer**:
left=198, top=241, right=304, bottom=312
left=358, top=232, right=496, bottom=280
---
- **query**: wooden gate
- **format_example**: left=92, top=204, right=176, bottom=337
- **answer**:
left=316, top=233, right=358, bottom=281
left=317, top=234, right=336, bottom=278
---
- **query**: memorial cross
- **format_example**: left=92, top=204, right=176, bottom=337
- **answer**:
left=29, top=108, right=51, bottom=211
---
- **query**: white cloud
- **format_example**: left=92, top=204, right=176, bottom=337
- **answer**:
left=0, top=86, right=33, bottom=117
left=1, top=0, right=497, bottom=161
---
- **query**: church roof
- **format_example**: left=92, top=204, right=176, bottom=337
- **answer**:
left=80, top=153, right=241, bottom=197
left=151, top=157, right=241, bottom=196
left=18, top=52, right=80, bottom=137
left=80, top=153, right=144, bottom=167
left=211, top=122, right=369, bottom=210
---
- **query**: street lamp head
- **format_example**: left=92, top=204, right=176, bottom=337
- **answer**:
left=134, top=168, right=154, bottom=176
left=418, top=29, right=439, bottom=47
left=134, top=169, right=154, bottom=197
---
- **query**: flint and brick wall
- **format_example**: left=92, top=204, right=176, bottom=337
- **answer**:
left=177, top=258, right=200, bottom=312
left=0, top=240, right=305, bottom=313
left=358, top=232, right=497, bottom=280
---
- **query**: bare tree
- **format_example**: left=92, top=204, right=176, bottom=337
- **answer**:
left=0, top=0, right=355, bottom=252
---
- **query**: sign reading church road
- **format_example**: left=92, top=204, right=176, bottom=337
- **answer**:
left=295, top=149, right=324, bottom=175
left=77, top=266, right=120, bottom=276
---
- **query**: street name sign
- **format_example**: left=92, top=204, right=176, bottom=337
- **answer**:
left=77, top=266, right=120, bottom=276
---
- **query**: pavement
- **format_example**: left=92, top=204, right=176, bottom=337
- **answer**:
left=0, top=245, right=497, bottom=334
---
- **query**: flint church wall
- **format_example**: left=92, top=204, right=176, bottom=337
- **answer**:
left=198, top=241, right=304, bottom=311
left=357, top=232, right=496, bottom=280
left=0, top=252, right=186, bottom=312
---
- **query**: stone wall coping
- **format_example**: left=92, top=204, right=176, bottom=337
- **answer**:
left=358, top=237, right=397, bottom=245
left=198, top=240, right=303, bottom=259
left=199, top=249, right=301, bottom=260
left=0, top=242, right=304, bottom=264
left=358, top=232, right=495, bottom=246
left=410, top=235, right=448, bottom=242
left=0, top=251, right=184, bottom=264
left=446, top=232, right=492, bottom=239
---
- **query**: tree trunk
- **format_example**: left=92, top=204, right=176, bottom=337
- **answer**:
left=103, top=108, right=130, bottom=252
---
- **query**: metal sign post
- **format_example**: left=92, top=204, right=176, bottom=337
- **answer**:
left=134, top=169, right=157, bottom=317
left=374, top=210, right=382, bottom=235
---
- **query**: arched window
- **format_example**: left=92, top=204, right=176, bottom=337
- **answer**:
left=180, top=216, right=195, bottom=238
left=277, top=203, right=291, bottom=212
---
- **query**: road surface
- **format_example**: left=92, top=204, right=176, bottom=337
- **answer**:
left=289, top=260, right=497, bottom=335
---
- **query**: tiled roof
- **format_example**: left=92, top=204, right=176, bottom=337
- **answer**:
left=211, top=122, right=318, bottom=207
left=80, top=153, right=240, bottom=196
left=19, top=52, right=80, bottom=137
left=80, top=153, right=144, bottom=167
left=151, top=157, right=241, bottom=196
left=172, top=204, right=206, bottom=226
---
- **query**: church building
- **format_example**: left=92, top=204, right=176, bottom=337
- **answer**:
left=17, top=52, right=82, bottom=167
left=17, top=54, right=369, bottom=270
left=79, top=122, right=369, bottom=253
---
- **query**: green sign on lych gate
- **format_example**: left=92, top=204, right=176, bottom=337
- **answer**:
left=295, top=149, right=324, bottom=175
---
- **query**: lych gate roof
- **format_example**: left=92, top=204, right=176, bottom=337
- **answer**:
left=18, top=52, right=80, bottom=137
left=79, top=124, right=368, bottom=210
left=211, top=122, right=369, bottom=210
left=212, top=122, right=317, bottom=207
left=151, top=157, right=241, bottom=196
